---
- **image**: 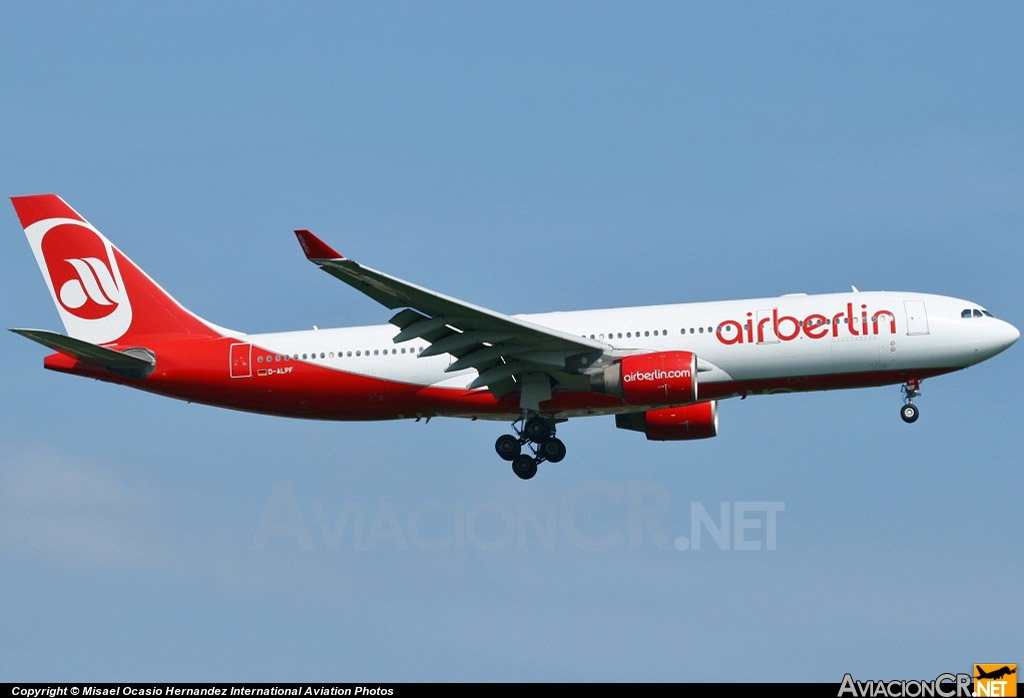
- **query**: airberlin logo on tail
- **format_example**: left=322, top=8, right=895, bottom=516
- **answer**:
left=41, top=222, right=125, bottom=320
left=55, top=256, right=123, bottom=317
left=27, top=218, right=133, bottom=344
left=716, top=303, right=897, bottom=345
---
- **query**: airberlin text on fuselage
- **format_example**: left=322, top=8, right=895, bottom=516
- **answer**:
left=716, top=303, right=897, bottom=345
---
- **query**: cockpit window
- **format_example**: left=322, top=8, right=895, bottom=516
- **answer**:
left=982, top=310, right=994, bottom=317
left=961, top=309, right=972, bottom=318
left=973, top=309, right=984, bottom=318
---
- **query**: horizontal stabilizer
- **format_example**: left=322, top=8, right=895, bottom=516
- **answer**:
left=10, top=328, right=155, bottom=379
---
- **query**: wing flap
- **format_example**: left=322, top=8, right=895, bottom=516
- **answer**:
left=446, top=345, right=519, bottom=373
left=418, top=331, right=516, bottom=358
left=467, top=361, right=523, bottom=390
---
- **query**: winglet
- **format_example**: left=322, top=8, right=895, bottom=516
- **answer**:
left=294, top=229, right=344, bottom=261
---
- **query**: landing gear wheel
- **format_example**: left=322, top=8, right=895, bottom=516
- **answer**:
left=495, top=434, right=521, bottom=461
left=512, top=455, right=538, bottom=480
left=539, top=437, right=566, bottom=463
left=523, top=416, right=551, bottom=442
left=901, top=403, right=919, bottom=423
left=501, top=415, right=563, bottom=478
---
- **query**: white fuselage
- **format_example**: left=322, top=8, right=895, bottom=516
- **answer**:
left=244, top=290, right=1017, bottom=406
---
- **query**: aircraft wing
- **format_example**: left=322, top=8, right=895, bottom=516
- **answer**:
left=294, top=230, right=608, bottom=403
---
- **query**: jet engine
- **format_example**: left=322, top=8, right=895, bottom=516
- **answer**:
left=590, top=350, right=697, bottom=406
left=615, top=401, right=719, bottom=441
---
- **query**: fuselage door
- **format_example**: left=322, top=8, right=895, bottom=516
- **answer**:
left=904, top=301, right=930, bottom=336
left=230, top=342, right=253, bottom=378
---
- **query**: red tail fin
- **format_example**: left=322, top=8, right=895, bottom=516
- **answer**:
left=11, top=194, right=223, bottom=345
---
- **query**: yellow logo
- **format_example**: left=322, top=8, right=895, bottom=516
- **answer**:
left=975, top=664, right=1017, bottom=698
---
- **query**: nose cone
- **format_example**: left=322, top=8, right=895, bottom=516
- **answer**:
left=961, top=317, right=1019, bottom=367
left=999, top=320, right=1021, bottom=351
left=982, top=319, right=1020, bottom=361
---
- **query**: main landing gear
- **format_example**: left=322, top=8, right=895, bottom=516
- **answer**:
left=495, top=415, right=566, bottom=480
left=900, top=378, right=921, bottom=423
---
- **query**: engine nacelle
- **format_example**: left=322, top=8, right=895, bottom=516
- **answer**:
left=591, top=351, right=697, bottom=406
left=615, top=401, right=719, bottom=441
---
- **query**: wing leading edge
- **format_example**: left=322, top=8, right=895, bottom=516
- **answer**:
left=293, top=230, right=608, bottom=408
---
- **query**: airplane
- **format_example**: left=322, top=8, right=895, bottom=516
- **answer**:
left=9, top=194, right=1020, bottom=480
left=975, top=666, right=1016, bottom=681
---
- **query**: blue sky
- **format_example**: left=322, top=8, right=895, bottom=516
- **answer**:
left=1, top=2, right=1021, bottom=682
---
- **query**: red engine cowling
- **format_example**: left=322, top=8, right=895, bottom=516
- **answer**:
left=615, top=401, right=719, bottom=441
left=591, top=351, right=697, bottom=406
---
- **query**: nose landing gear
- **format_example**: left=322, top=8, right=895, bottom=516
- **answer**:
left=900, top=378, right=921, bottom=423
left=494, top=415, right=566, bottom=480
